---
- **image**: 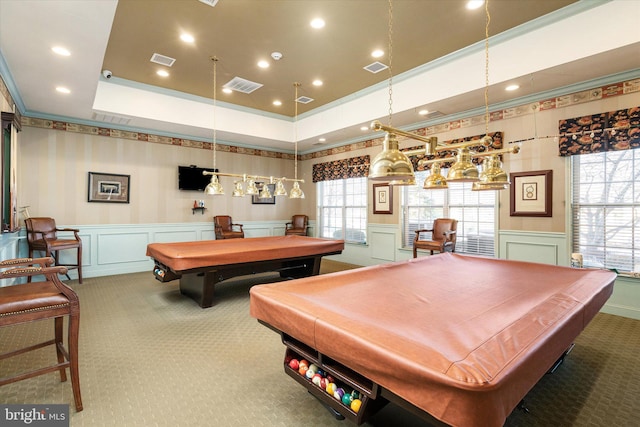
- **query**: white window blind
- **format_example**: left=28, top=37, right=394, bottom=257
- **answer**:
left=572, top=150, right=639, bottom=272
left=402, top=170, right=497, bottom=257
left=318, top=177, right=367, bottom=244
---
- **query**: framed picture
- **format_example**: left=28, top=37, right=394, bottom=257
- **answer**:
left=251, top=183, right=276, bottom=204
left=373, top=183, right=392, bottom=214
left=510, top=170, right=552, bottom=217
left=88, top=172, right=130, bottom=203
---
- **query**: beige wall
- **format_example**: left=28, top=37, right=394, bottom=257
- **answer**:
left=17, top=127, right=307, bottom=225
left=14, top=90, right=640, bottom=231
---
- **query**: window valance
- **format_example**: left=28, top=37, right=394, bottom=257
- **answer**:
left=405, top=131, right=503, bottom=171
left=312, top=155, right=370, bottom=183
left=558, top=106, right=639, bottom=156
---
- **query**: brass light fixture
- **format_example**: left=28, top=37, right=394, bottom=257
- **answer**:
left=367, top=0, right=516, bottom=191
left=368, top=0, right=416, bottom=183
left=203, top=57, right=304, bottom=198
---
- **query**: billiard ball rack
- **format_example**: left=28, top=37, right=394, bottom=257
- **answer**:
left=281, top=333, right=390, bottom=425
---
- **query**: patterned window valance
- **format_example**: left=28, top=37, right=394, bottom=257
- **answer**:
left=558, top=106, right=640, bottom=156
left=404, top=131, right=503, bottom=171
left=312, top=155, right=370, bottom=183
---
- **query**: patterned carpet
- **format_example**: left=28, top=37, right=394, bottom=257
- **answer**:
left=1, top=261, right=638, bottom=426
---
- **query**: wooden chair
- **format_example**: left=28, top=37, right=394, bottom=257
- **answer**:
left=285, top=215, right=308, bottom=236
left=0, top=257, right=83, bottom=412
left=25, top=217, right=83, bottom=284
left=413, top=218, right=458, bottom=258
left=214, top=215, right=244, bottom=239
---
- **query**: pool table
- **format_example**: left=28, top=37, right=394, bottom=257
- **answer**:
left=146, top=235, right=344, bottom=308
left=249, top=253, right=616, bottom=426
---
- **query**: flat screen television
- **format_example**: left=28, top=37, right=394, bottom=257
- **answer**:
left=178, top=166, right=217, bottom=191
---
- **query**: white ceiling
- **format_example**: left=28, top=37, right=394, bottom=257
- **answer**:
left=1, top=0, right=639, bottom=154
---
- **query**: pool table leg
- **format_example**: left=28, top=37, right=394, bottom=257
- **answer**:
left=179, top=270, right=222, bottom=308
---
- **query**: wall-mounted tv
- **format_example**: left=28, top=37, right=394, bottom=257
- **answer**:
left=178, top=165, right=217, bottom=191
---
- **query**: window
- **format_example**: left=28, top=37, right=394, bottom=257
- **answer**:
left=572, top=150, right=639, bottom=272
left=318, top=177, right=367, bottom=244
left=402, top=170, right=496, bottom=256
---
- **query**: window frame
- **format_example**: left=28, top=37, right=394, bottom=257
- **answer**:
left=401, top=170, right=498, bottom=257
left=317, top=177, right=368, bottom=244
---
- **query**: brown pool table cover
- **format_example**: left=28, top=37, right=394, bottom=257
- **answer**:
left=146, top=235, right=345, bottom=272
left=249, top=253, right=616, bottom=427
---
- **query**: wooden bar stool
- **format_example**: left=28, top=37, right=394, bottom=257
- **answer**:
left=24, top=217, right=83, bottom=284
left=0, top=257, right=83, bottom=412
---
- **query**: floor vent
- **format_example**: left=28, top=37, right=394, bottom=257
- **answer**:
left=296, top=96, right=314, bottom=104
left=93, top=112, right=131, bottom=125
left=150, top=53, right=176, bottom=67
left=363, top=61, right=388, bottom=74
left=223, top=77, right=263, bottom=94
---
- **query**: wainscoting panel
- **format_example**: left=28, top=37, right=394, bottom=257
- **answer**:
left=499, top=230, right=568, bottom=266
left=370, top=230, right=396, bottom=262
left=98, top=232, right=150, bottom=265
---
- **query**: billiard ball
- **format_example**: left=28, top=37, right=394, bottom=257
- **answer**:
left=288, top=359, right=299, bottom=370
left=305, top=368, right=316, bottom=380
left=319, top=378, right=328, bottom=390
left=308, top=363, right=319, bottom=373
left=326, top=383, right=336, bottom=395
left=341, top=393, right=352, bottom=406
left=299, top=359, right=309, bottom=369
left=326, top=374, right=335, bottom=383
left=299, top=365, right=309, bottom=376
left=333, top=388, right=345, bottom=400
left=312, top=374, right=322, bottom=386
left=351, top=399, right=362, bottom=413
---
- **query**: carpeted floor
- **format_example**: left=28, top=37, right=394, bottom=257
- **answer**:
left=1, top=260, right=639, bottom=426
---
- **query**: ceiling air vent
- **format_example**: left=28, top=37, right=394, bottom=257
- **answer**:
left=198, top=0, right=219, bottom=6
left=93, top=112, right=131, bottom=125
left=223, top=77, right=263, bottom=94
left=150, top=53, right=176, bottom=67
left=422, top=111, right=445, bottom=120
left=363, top=61, right=388, bottom=74
left=296, top=96, right=314, bottom=104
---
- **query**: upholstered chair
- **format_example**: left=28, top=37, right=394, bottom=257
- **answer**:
left=285, top=215, right=308, bottom=236
left=214, top=215, right=245, bottom=239
left=413, top=218, right=458, bottom=258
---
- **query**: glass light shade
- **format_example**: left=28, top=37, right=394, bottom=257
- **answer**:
left=447, top=147, right=479, bottom=182
left=274, top=179, right=288, bottom=196
left=368, top=133, right=415, bottom=182
left=245, top=179, right=259, bottom=195
left=471, top=155, right=509, bottom=191
left=289, top=181, right=305, bottom=199
left=204, top=175, right=224, bottom=195
left=259, top=184, right=272, bottom=199
left=423, top=162, right=448, bottom=189
left=232, top=181, right=245, bottom=197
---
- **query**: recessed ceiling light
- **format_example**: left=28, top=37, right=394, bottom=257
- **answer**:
left=466, top=0, right=484, bottom=10
left=312, top=79, right=323, bottom=86
left=360, top=126, right=368, bottom=131
left=257, top=60, right=270, bottom=68
left=310, top=18, right=325, bottom=29
left=505, top=84, right=520, bottom=91
left=157, top=70, right=169, bottom=77
left=52, top=46, right=70, bottom=56
left=56, top=87, right=70, bottom=94
left=418, top=109, right=429, bottom=115
left=371, top=49, right=384, bottom=58
left=273, top=100, right=282, bottom=106
left=319, top=138, right=326, bottom=142
left=222, top=88, right=233, bottom=94
left=180, top=33, right=195, bottom=43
